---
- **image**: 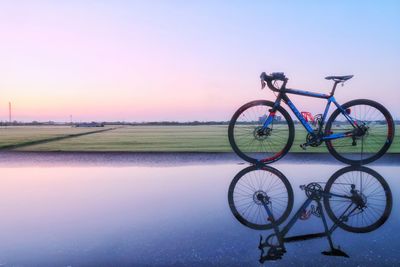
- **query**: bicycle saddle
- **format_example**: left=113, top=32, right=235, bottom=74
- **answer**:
left=321, top=248, right=350, bottom=258
left=325, top=75, right=354, bottom=82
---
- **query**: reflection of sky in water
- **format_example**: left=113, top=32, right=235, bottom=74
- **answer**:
left=0, top=163, right=398, bottom=266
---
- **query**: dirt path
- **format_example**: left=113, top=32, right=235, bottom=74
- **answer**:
left=0, top=127, right=117, bottom=151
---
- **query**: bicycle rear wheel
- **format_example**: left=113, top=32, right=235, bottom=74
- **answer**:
left=324, top=166, right=392, bottom=233
left=228, top=165, right=294, bottom=230
left=325, top=99, right=395, bottom=165
left=228, top=100, right=294, bottom=164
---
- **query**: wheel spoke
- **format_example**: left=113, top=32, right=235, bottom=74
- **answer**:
left=325, top=166, right=392, bottom=233
left=229, top=102, right=293, bottom=163
left=228, top=166, right=293, bottom=230
left=325, top=100, right=393, bottom=164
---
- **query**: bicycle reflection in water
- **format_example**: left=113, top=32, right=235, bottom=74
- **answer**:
left=228, top=165, right=392, bottom=263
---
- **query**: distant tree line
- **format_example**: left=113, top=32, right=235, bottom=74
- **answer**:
left=106, top=121, right=231, bottom=126
left=1, top=120, right=399, bottom=126
left=0, top=120, right=231, bottom=126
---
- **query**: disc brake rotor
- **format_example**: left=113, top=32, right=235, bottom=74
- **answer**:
left=254, top=126, right=271, bottom=141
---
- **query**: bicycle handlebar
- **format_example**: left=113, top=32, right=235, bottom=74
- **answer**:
left=260, top=72, right=288, bottom=91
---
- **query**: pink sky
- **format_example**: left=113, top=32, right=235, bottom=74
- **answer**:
left=0, top=2, right=399, bottom=122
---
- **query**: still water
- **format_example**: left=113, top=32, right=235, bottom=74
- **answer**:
left=0, top=157, right=399, bottom=266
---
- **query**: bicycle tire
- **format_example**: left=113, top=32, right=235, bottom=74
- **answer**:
left=323, top=166, right=392, bottom=233
left=325, top=99, right=395, bottom=165
left=228, top=100, right=294, bottom=164
left=228, top=165, right=294, bottom=230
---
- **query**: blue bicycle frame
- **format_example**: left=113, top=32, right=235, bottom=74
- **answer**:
left=258, top=186, right=354, bottom=262
left=262, top=87, right=358, bottom=140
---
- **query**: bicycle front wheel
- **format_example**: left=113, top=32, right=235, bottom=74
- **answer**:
left=324, top=166, right=392, bottom=233
left=325, top=99, right=395, bottom=165
left=228, top=165, right=294, bottom=230
left=228, top=100, right=294, bottom=164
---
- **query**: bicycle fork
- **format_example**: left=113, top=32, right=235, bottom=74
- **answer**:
left=261, top=99, right=281, bottom=130
left=258, top=195, right=286, bottom=262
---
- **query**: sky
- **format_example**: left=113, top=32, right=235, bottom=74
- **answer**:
left=0, top=1, right=399, bottom=122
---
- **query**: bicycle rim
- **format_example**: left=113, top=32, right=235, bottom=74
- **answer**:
left=228, top=100, right=294, bottom=164
left=228, top=165, right=294, bottom=230
left=324, top=166, right=392, bottom=233
left=326, top=99, right=394, bottom=164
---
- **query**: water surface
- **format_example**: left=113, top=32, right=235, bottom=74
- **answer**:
left=0, top=158, right=398, bottom=266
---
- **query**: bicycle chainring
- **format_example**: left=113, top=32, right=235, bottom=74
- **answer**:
left=306, top=130, right=323, bottom=147
left=305, top=183, right=323, bottom=200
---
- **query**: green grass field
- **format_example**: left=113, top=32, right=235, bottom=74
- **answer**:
left=1, top=125, right=397, bottom=153
left=15, top=126, right=230, bottom=152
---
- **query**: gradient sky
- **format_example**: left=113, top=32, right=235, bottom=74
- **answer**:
left=0, top=1, right=399, bottom=122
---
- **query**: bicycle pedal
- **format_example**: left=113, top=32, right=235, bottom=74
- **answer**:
left=300, top=144, right=307, bottom=150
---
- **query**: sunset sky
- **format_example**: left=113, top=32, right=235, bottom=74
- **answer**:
left=0, top=1, right=399, bottom=122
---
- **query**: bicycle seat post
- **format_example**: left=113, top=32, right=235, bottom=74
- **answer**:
left=330, top=81, right=340, bottom=96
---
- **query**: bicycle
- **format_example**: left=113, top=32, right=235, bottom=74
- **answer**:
left=227, top=165, right=392, bottom=262
left=228, top=72, right=395, bottom=164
